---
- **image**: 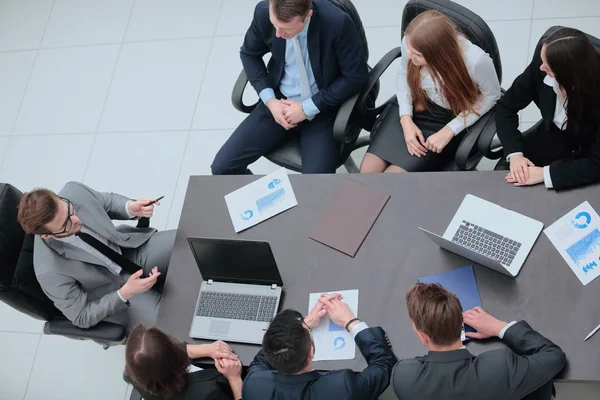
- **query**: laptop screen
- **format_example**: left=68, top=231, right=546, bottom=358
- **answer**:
left=187, top=238, right=284, bottom=286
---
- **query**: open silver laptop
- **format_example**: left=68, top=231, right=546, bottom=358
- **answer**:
left=187, top=238, right=283, bottom=344
left=419, top=194, right=543, bottom=277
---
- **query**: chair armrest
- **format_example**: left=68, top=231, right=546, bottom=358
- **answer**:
left=356, top=46, right=402, bottom=117
left=455, top=108, right=496, bottom=170
left=136, top=217, right=150, bottom=229
left=352, top=135, right=370, bottom=151
left=231, top=69, right=259, bottom=114
left=333, top=93, right=360, bottom=144
left=44, top=318, right=127, bottom=343
left=477, top=89, right=506, bottom=160
left=476, top=112, right=503, bottom=160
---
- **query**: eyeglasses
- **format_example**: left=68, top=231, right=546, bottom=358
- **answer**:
left=46, top=197, right=75, bottom=235
left=298, top=317, right=312, bottom=332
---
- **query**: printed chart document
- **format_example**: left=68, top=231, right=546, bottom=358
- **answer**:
left=308, top=289, right=359, bottom=361
left=225, top=168, right=298, bottom=232
left=545, top=201, right=600, bottom=285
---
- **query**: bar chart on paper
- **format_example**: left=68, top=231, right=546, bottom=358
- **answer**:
left=566, top=228, right=600, bottom=274
left=545, top=201, right=600, bottom=285
left=225, top=169, right=298, bottom=232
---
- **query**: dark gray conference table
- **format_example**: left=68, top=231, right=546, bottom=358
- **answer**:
left=157, top=172, right=600, bottom=382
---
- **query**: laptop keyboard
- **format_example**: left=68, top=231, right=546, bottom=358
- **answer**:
left=452, top=220, right=522, bottom=266
left=196, top=291, right=278, bottom=322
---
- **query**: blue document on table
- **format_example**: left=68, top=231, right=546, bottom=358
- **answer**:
left=418, top=266, right=482, bottom=341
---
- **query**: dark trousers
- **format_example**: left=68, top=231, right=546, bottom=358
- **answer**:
left=211, top=101, right=339, bottom=174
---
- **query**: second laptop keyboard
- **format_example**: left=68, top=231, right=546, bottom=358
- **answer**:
left=196, top=291, right=278, bottom=322
left=452, top=220, right=522, bottom=266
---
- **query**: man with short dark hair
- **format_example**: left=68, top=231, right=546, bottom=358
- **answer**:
left=243, top=293, right=397, bottom=399
left=392, top=283, right=566, bottom=400
left=17, top=181, right=175, bottom=330
left=211, top=0, right=368, bottom=175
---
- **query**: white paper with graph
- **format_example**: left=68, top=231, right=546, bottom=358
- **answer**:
left=225, top=168, right=298, bottom=232
left=544, top=201, right=600, bottom=285
left=308, top=289, right=359, bottom=361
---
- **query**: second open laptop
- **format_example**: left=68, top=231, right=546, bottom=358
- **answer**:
left=419, top=194, right=544, bottom=277
left=187, top=237, right=283, bottom=344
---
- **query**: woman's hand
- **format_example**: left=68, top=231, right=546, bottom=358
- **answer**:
left=505, top=166, right=544, bottom=186
left=205, top=341, right=238, bottom=361
left=509, top=154, right=535, bottom=184
left=401, top=116, right=427, bottom=157
left=425, top=126, right=454, bottom=153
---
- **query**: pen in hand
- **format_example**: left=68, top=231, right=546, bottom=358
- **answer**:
left=145, top=195, right=165, bottom=207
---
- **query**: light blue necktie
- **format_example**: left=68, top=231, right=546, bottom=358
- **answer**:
left=293, top=36, right=312, bottom=102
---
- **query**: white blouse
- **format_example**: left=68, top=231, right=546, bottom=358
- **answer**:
left=544, top=75, right=567, bottom=130
left=396, top=36, right=501, bottom=135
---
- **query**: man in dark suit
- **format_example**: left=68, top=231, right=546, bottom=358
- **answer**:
left=211, top=0, right=368, bottom=175
left=242, top=293, right=397, bottom=400
left=392, top=283, right=566, bottom=400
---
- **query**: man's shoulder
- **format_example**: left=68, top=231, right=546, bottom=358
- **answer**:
left=314, top=0, right=352, bottom=24
left=392, top=357, right=425, bottom=379
left=58, top=181, right=93, bottom=203
left=252, top=1, right=271, bottom=24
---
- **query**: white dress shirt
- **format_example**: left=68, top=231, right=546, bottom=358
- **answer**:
left=57, top=226, right=124, bottom=275
left=396, top=36, right=501, bottom=135
left=507, top=75, right=567, bottom=189
left=258, top=18, right=320, bottom=119
left=499, top=321, right=518, bottom=339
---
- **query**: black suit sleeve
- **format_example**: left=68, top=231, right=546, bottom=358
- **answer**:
left=548, top=135, right=600, bottom=190
left=501, top=321, right=566, bottom=399
left=240, top=2, right=272, bottom=96
left=346, top=327, right=398, bottom=400
left=311, top=14, right=368, bottom=112
left=495, top=45, right=544, bottom=157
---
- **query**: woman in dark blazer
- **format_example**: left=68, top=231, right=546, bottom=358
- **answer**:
left=496, top=27, right=600, bottom=190
left=125, top=325, right=242, bottom=400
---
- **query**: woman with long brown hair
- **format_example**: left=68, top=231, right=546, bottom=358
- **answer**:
left=360, top=11, right=500, bottom=173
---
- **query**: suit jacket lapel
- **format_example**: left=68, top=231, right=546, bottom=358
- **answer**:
left=272, top=36, right=286, bottom=84
left=307, top=9, right=323, bottom=88
left=45, top=238, right=106, bottom=267
left=76, top=205, right=130, bottom=246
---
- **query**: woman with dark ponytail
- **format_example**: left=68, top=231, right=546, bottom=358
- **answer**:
left=496, top=27, right=600, bottom=190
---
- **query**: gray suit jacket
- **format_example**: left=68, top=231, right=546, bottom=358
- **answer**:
left=392, top=321, right=566, bottom=400
left=33, top=181, right=156, bottom=329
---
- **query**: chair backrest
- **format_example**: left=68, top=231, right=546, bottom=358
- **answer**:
left=327, top=0, right=369, bottom=61
left=401, top=0, right=502, bottom=84
left=538, top=26, right=600, bottom=56
left=0, top=183, right=60, bottom=321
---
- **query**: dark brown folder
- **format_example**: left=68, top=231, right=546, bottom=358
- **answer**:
left=309, top=178, right=391, bottom=257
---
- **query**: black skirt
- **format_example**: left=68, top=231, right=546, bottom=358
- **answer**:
left=367, top=99, right=462, bottom=171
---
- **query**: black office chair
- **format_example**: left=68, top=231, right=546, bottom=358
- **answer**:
left=0, top=183, right=127, bottom=349
left=478, top=26, right=600, bottom=169
left=355, top=0, right=502, bottom=171
left=230, top=0, right=379, bottom=173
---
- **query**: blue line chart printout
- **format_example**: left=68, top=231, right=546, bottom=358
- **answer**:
left=545, top=201, right=600, bottom=285
left=225, top=168, right=298, bottom=232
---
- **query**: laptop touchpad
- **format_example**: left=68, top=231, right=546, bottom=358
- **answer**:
left=208, top=320, right=231, bottom=337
